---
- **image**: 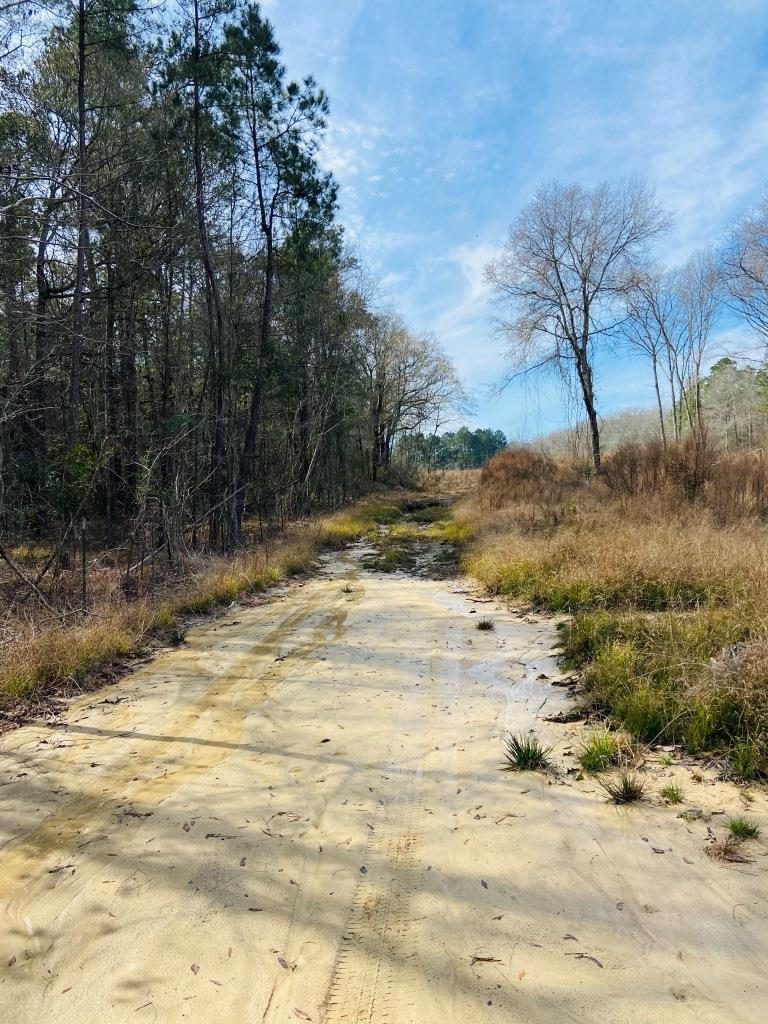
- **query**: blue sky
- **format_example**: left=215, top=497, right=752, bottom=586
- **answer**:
left=264, top=0, right=768, bottom=439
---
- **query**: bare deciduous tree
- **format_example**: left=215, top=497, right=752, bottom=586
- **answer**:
left=722, top=196, right=768, bottom=347
left=486, top=179, right=669, bottom=470
left=676, top=250, right=721, bottom=430
left=359, top=313, right=460, bottom=480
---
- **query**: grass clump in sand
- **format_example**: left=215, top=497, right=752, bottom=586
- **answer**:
left=601, top=771, right=646, bottom=804
left=707, top=835, right=753, bottom=863
left=501, top=731, right=553, bottom=772
left=660, top=782, right=685, bottom=804
left=728, top=816, right=760, bottom=841
left=475, top=617, right=495, bottom=631
left=578, top=728, right=621, bottom=773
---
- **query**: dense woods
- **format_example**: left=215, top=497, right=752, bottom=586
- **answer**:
left=0, top=0, right=457, bottom=561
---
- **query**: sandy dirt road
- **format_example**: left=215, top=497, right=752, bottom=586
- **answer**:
left=0, top=539, right=767, bottom=1023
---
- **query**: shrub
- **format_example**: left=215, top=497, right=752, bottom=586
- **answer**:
left=478, top=447, right=585, bottom=510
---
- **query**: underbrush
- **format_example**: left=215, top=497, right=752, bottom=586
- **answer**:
left=0, top=496, right=409, bottom=711
left=460, top=442, right=768, bottom=778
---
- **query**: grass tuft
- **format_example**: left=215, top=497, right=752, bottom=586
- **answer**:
left=578, top=728, right=619, bottom=773
left=501, top=731, right=553, bottom=773
left=728, top=816, right=761, bottom=840
left=475, top=617, right=495, bottom=631
left=660, top=782, right=685, bottom=804
left=601, top=770, right=646, bottom=804
left=728, top=743, right=761, bottom=781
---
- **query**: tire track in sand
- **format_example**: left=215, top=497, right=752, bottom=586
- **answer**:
left=321, top=761, right=425, bottom=1024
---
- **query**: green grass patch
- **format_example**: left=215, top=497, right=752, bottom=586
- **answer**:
left=578, top=728, right=619, bottom=773
left=501, top=731, right=553, bottom=772
left=728, top=742, right=761, bottom=781
left=465, top=554, right=716, bottom=612
left=557, top=610, right=760, bottom=762
left=319, top=501, right=405, bottom=549
left=728, top=816, right=760, bottom=840
left=660, top=782, right=685, bottom=804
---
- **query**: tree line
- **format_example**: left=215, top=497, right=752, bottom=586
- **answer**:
left=0, top=0, right=458, bottom=556
left=537, top=358, right=768, bottom=459
left=485, top=178, right=768, bottom=470
left=395, top=426, right=507, bottom=471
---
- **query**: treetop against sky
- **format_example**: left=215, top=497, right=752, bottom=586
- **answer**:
left=267, top=0, right=768, bottom=438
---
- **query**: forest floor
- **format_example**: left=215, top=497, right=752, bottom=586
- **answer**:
left=0, top=501, right=767, bottom=1023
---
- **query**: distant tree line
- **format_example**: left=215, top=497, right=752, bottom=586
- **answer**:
left=536, top=357, right=768, bottom=458
left=395, top=426, right=507, bottom=470
left=0, top=0, right=457, bottom=554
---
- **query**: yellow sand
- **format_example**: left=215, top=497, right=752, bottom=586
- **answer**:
left=0, top=547, right=766, bottom=1023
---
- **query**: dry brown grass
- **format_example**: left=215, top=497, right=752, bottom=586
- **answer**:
left=0, top=496, right=406, bottom=713
left=459, top=441, right=768, bottom=777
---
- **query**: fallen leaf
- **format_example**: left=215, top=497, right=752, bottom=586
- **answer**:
left=480, top=879, right=488, bottom=889
left=190, top=964, right=200, bottom=975
left=293, top=1010, right=313, bottom=1021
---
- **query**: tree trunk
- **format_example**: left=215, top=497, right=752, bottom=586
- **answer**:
left=232, top=234, right=274, bottom=541
left=191, top=0, right=226, bottom=549
left=68, top=0, right=89, bottom=450
left=651, top=352, right=667, bottom=446
left=574, top=344, right=601, bottom=471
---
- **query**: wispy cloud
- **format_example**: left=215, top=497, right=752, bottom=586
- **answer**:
left=270, top=0, right=768, bottom=435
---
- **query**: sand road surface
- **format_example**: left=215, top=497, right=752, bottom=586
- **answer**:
left=1, top=543, right=767, bottom=1023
